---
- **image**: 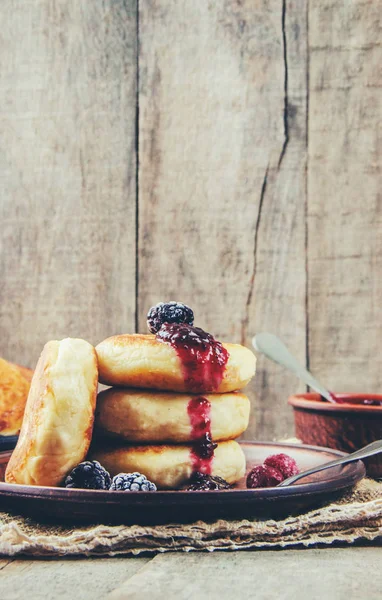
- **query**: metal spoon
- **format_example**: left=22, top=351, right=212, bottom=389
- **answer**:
left=278, top=439, right=382, bottom=486
left=252, top=332, right=338, bottom=403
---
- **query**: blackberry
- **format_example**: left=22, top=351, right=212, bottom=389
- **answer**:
left=110, top=472, right=157, bottom=492
left=186, top=472, right=232, bottom=491
left=147, top=301, right=194, bottom=334
left=64, top=461, right=111, bottom=490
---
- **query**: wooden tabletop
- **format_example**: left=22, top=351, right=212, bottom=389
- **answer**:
left=1, top=546, right=381, bottom=599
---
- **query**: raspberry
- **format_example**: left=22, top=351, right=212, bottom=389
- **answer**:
left=264, top=453, right=299, bottom=479
left=246, top=465, right=284, bottom=489
left=64, top=461, right=111, bottom=490
left=186, top=472, right=232, bottom=490
left=147, top=301, right=194, bottom=333
left=110, top=472, right=157, bottom=492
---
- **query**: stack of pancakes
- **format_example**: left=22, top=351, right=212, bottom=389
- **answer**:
left=91, top=331, right=257, bottom=489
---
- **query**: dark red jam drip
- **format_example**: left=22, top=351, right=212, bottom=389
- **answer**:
left=156, top=323, right=229, bottom=392
left=187, top=396, right=217, bottom=475
left=326, top=392, right=345, bottom=405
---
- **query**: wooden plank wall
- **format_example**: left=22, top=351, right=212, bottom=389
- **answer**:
left=308, top=1, right=382, bottom=393
left=0, top=1, right=380, bottom=441
left=0, top=0, right=137, bottom=360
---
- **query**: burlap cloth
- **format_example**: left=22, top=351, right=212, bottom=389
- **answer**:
left=0, top=478, right=380, bottom=557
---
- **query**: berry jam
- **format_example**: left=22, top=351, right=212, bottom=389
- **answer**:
left=156, top=323, right=229, bottom=392
left=327, top=392, right=345, bottom=404
left=361, top=399, right=382, bottom=406
left=323, top=394, right=382, bottom=406
left=187, top=396, right=217, bottom=474
left=186, top=472, right=232, bottom=491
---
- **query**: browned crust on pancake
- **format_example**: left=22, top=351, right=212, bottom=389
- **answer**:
left=0, top=358, right=33, bottom=436
left=112, top=334, right=156, bottom=345
left=15, top=364, right=34, bottom=382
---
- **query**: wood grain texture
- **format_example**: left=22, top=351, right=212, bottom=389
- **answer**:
left=0, top=557, right=150, bottom=600
left=107, top=548, right=382, bottom=600
left=0, top=0, right=137, bottom=368
left=0, top=559, right=14, bottom=571
left=307, top=0, right=382, bottom=391
left=137, top=0, right=307, bottom=440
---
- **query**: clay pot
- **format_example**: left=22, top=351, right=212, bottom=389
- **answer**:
left=288, top=393, right=382, bottom=478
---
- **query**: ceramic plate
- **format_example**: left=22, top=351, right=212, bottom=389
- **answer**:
left=0, top=442, right=365, bottom=524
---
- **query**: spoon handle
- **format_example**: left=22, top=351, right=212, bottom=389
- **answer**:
left=278, top=439, right=382, bottom=487
left=252, top=333, right=335, bottom=403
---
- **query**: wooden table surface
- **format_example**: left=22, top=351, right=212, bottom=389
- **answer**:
left=1, top=546, right=381, bottom=600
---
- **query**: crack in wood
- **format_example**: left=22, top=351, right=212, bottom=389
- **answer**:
left=304, top=179, right=310, bottom=375
left=0, top=558, right=16, bottom=571
left=305, top=0, right=310, bottom=376
left=278, top=0, right=289, bottom=169
left=311, top=43, right=381, bottom=51
left=79, top=148, right=86, bottom=194
left=241, top=164, right=269, bottom=345
left=135, top=0, right=140, bottom=334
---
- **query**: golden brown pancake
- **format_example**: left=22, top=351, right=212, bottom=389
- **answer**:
left=96, top=334, right=256, bottom=393
left=95, top=388, right=250, bottom=443
left=5, top=338, right=98, bottom=486
left=0, top=358, right=33, bottom=436
left=90, top=440, right=246, bottom=489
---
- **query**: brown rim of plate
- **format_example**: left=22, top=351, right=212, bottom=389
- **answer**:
left=0, top=442, right=366, bottom=524
left=0, top=441, right=365, bottom=497
left=288, top=392, right=382, bottom=413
